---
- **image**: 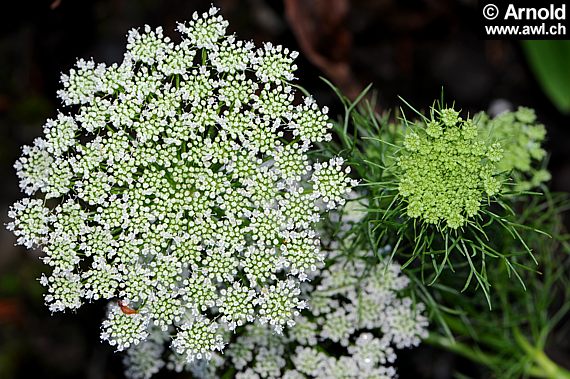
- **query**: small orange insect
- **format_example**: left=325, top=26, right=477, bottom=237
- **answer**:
left=118, top=300, right=138, bottom=315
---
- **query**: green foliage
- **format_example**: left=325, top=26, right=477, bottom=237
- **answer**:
left=318, top=81, right=569, bottom=378
left=425, top=192, right=570, bottom=379
left=522, top=40, right=570, bottom=114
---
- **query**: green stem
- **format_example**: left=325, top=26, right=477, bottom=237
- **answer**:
left=427, top=330, right=570, bottom=379
left=424, top=334, right=498, bottom=368
left=513, top=328, right=570, bottom=379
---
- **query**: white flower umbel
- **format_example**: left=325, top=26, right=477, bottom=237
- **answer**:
left=7, top=5, right=354, bottom=363
left=382, top=298, right=429, bottom=349
left=7, top=198, right=51, bottom=248
left=101, top=305, right=150, bottom=351
left=256, top=278, right=307, bottom=334
left=140, top=241, right=428, bottom=378
left=312, top=157, right=358, bottom=209
left=172, top=316, right=225, bottom=361
left=123, top=330, right=167, bottom=379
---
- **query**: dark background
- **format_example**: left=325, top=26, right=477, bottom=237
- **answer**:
left=0, top=0, right=568, bottom=378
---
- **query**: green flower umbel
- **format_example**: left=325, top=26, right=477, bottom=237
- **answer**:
left=476, top=106, right=550, bottom=191
left=319, top=96, right=549, bottom=299
left=397, top=108, right=503, bottom=229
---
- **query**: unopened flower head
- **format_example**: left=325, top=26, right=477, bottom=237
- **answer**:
left=397, top=107, right=503, bottom=229
left=7, top=6, right=354, bottom=360
left=476, top=106, right=550, bottom=191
